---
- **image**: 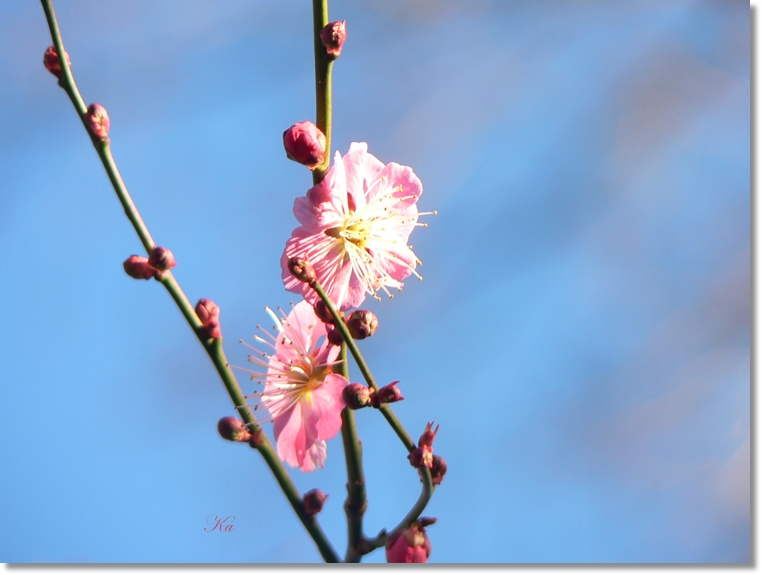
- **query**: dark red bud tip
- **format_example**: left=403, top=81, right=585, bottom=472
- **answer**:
left=342, top=383, right=372, bottom=410
left=43, top=45, right=70, bottom=78
left=428, top=456, right=447, bottom=486
left=313, top=300, right=338, bottom=325
left=320, top=21, right=347, bottom=58
left=417, top=517, right=438, bottom=527
left=148, top=246, right=177, bottom=272
left=418, top=422, right=439, bottom=448
left=303, top=488, right=328, bottom=516
left=288, top=257, right=317, bottom=284
left=346, top=309, right=378, bottom=340
left=85, top=103, right=110, bottom=139
left=217, top=416, right=251, bottom=442
left=195, top=298, right=222, bottom=338
left=123, top=255, right=157, bottom=280
left=283, top=121, right=326, bottom=169
left=326, top=324, right=344, bottom=346
left=374, top=381, right=404, bottom=407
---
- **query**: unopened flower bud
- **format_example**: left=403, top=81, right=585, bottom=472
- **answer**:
left=148, top=246, right=177, bottom=272
left=343, top=383, right=372, bottom=410
left=313, top=300, right=337, bottom=325
left=303, top=488, right=328, bottom=516
left=326, top=324, right=344, bottom=346
left=373, top=381, right=404, bottom=406
left=248, top=429, right=265, bottom=448
left=196, top=298, right=221, bottom=339
left=43, top=45, right=70, bottom=78
left=123, top=255, right=156, bottom=280
left=418, top=422, right=439, bottom=448
left=288, top=257, right=317, bottom=284
left=217, top=416, right=251, bottom=442
left=346, top=310, right=378, bottom=340
left=429, top=455, right=447, bottom=485
left=283, top=121, right=326, bottom=169
left=385, top=520, right=433, bottom=563
left=85, top=103, right=110, bottom=140
left=320, top=21, right=347, bottom=58
left=408, top=445, right=434, bottom=469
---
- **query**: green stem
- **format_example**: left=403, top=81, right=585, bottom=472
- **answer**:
left=337, top=345, right=367, bottom=562
left=309, top=280, right=434, bottom=533
left=40, top=0, right=340, bottom=563
left=312, top=0, right=333, bottom=184
left=311, top=282, right=416, bottom=449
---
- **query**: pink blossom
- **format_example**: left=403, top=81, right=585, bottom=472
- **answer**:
left=282, top=142, right=432, bottom=310
left=385, top=521, right=433, bottom=563
left=242, top=301, right=347, bottom=472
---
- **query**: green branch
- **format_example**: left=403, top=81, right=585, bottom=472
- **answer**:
left=312, top=0, right=333, bottom=184
left=40, top=0, right=340, bottom=563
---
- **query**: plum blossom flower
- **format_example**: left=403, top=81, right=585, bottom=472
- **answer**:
left=241, top=300, right=347, bottom=472
left=282, top=142, right=434, bottom=311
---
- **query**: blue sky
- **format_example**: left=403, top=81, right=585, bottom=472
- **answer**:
left=0, top=0, right=750, bottom=563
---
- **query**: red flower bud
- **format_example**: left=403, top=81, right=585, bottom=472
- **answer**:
left=147, top=246, right=177, bottom=272
left=303, top=488, right=328, bottom=516
left=418, top=422, right=439, bottom=448
left=429, top=455, right=447, bottom=485
left=385, top=519, right=434, bottom=563
left=43, top=45, right=70, bottom=78
left=287, top=257, right=317, bottom=284
left=373, top=381, right=404, bottom=406
left=217, top=416, right=251, bottom=442
left=342, top=383, right=372, bottom=410
left=85, top=103, right=110, bottom=140
left=195, top=298, right=221, bottom=339
left=123, top=255, right=157, bottom=280
left=320, top=21, right=347, bottom=58
left=346, top=309, right=378, bottom=340
left=248, top=429, right=265, bottom=448
left=408, top=445, right=434, bottom=469
left=313, top=300, right=337, bottom=325
left=283, top=121, right=326, bottom=169
left=325, top=324, right=344, bottom=346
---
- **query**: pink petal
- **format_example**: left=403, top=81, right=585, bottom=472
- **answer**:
left=311, top=373, right=348, bottom=439
left=273, top=402, right=307, bottom=470
left=343, top=142, right=384, bottom=212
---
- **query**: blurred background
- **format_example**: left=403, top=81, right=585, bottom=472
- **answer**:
left=0, top=0, right=750, bottom=563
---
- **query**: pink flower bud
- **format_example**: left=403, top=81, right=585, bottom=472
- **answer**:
left=217, top=416, right=251, bottom=442
left=195, top=298, right=221, bottom=339
left=123, top=255, right=157, bottom=280
left=283, top=121, right=326, bottom=169
left=303, top=488, right=328, bottom=516
left=43, top=45, right=70, bottom=78
left=148, top=246, right=177, bottom=272
left=288, top=257, right=317, bottom=284
left=320, top=21, right=347, bottom=58
left=342, top=383, right=372, bottom=410
left=85, top=103, right=110, bottom=140
left=418, top=422, right=439, bottom=448
left=385, top=520, right=434, bottom=563
left=373, top=381, right=404, bottom=406
left=346, top=309, right=378, bottom=340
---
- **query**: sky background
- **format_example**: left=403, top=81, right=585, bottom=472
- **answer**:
left=0, top=0, right=750, bottom=564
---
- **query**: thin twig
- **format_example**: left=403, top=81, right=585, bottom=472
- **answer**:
left=39, top=0, right=340, bottom=563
